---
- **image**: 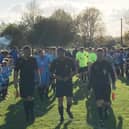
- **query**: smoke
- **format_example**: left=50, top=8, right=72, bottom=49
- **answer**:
left=0, top=36, right=12, bottom=46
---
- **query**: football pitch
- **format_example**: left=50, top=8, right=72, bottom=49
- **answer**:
left=0, top=78, right=129, bottom=129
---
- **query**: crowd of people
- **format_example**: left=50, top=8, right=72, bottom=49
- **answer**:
left=0, top=49, right=15, bottom=99
left=0, top=45, right=129, bottom=128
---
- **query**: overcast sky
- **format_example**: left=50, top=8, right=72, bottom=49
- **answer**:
left=0, top=0, right=129, bottom=37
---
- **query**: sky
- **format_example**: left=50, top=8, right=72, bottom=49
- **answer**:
left=0, top=0, right=129, bottom=37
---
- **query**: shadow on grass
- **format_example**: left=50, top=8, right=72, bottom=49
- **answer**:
left=85, top=94, right=123, bottom=129
left=63, top=120, right=72, bottom=129
left=116, top=116, right=123, bottom=129
left=0, top=90, right=56, bottom=129
left=0, top=100, right=30, bottom=129
left=54, top=120, right=72, bottom=129
left=73, top=81, right=89, bottom=105
left=32, top=89, right=56, bottom=119
left=54, top=122, right=63, bottom=129
left=119, top=77, right=129, bottom=86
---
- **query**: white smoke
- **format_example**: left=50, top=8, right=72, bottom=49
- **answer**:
left=0, top=36, right=12, bottom=46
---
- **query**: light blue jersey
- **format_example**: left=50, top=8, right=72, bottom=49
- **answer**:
left=36, top=55, right=50, bottom=86
left=0, top=74, right=4, bottom=91
left=46, top=53, right=56, bottom=63
left=2, top=66, right=10, bottom=86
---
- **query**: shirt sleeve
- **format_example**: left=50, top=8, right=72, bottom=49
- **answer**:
left=33, top=58, right=38, bottom=70
left=50, top=59, right=56, bottom=74
left=107, top=61, right=116, bottom=83
left=71, top=59, right=76, bottom=72
left=14, top=58, right=21, bottom=72
left=88, top=64, right=95, bottom=88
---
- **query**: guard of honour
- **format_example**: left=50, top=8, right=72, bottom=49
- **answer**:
left=1, top=45, right=129, bottom=128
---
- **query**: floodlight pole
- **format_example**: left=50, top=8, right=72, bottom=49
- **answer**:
left=121, top=18, right=123, bottom=46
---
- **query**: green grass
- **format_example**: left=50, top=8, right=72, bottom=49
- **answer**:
left=0, top=78, right=129, bottom=129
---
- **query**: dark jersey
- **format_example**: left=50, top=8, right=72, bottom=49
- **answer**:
left=89, top=60, right=116, bottom=89
left=72, top=49, right=78, bottom=59
left=14, top=56, right=38, bottom=85
left=50, top=56, right=76, bottom=79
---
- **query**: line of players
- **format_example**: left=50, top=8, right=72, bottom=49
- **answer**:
left=1, top=47, right=129, bottom=100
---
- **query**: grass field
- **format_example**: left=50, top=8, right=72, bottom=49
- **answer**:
left=0, top=78, right=129, bottom=129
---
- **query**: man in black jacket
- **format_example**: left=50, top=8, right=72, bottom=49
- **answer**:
left=14, top=45, right=40, bottom=123
left=50, top=48, right=76, bottom=123
left=89, top=48, right=116, bottom=127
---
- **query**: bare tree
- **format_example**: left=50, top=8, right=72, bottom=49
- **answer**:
left=123, top=12, right=129, bottom=45
left=21, top=0, right=41, bottom=27
left=76, top=7, right=105, bottom=47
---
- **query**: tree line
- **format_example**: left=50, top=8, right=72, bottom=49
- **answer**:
left=1, top=0, right=128, bottom=48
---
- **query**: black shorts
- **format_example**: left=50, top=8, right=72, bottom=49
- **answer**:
left=19, top=81, right=35, bottom=98
left=56, top=80, right=73, bottom=97
left=94, top=85, right=111, bottom=102
left=79, top=67, right=88, bottom=73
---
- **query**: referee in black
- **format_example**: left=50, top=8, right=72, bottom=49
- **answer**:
left=50, top=48, right=76, bottom=123
left=14, top=45, right=40, bottom=123
left=89, top=48, right=116, bottom=128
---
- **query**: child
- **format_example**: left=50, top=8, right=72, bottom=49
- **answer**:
left=1, top=59, right=10, bottom=99
left=0, top=64, right=4, bottom=99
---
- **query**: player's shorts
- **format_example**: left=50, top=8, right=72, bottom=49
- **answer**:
left=94, top=85, right=111, bottom=102
left=56, top=80, right=73, bottom=97
left=19, top=81, right=35, bottom=98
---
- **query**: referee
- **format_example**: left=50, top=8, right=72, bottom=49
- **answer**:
left=89, top=48, right=116, bottom=128
left=14, top=45, right=40, bottom=123
left=50, top=48, right=76, bottom=123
